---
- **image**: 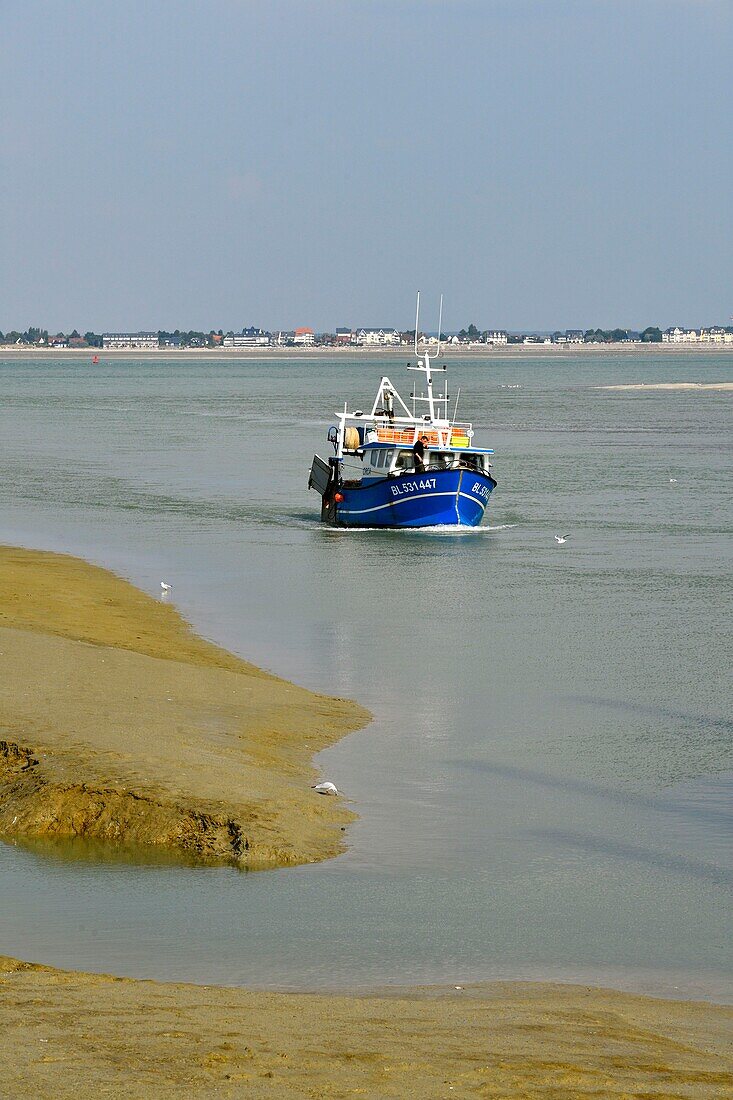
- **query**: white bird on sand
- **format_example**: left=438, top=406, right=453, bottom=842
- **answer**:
left=312, top=781, right=339, bottom=796
left=160, top=581, right=172, bottom=594
left=554, top=534, right=570, bottom=545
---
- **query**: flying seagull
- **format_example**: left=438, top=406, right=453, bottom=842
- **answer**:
left=160, top=581, right=173, bottom=593
left=554, top=534, right=570, bottom=545
left=312, top=781, right=339, bottom=796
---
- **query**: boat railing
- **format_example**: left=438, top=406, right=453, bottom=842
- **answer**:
left=373, top=424, right=472, bottom=448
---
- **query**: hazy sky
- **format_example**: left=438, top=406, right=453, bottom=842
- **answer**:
left=2, top=0, right=731, bottom=332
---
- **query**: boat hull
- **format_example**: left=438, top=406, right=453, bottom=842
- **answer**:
left=330, top=469, right=496, bottom=528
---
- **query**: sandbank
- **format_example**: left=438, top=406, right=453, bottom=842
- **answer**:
left=1, top=955, right=731, bottom=1098
left=2, top=342, right=733, bottom=360
left=0, top=546, right=370, bottom=868
left=599, top=381, right=733, bottom=391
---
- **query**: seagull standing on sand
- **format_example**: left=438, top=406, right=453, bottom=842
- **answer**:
left=160, top=581, right=172, bottom=595
left=554, top=534, right=570, bottom=545
left=312, top=781, right=339, bottom=796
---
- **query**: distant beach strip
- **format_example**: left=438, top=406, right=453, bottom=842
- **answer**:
left=0, top=546, right=370, bottom=869
left=599, top=382, right=733, bottom=390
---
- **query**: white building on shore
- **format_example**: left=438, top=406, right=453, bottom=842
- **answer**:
left=223, top=327, right=270, bottom=347
left=662, top=326, right=733, bottom=344
left=662, top=327, right=698, bottom=343
left=102, top=332, right=159, bottom=349
left=484, top=330, right=508, bottom=345
left=699, top=326, right=733, bottom=344
left=355, top=327, right=400, bottom=346
left=293, top=327, right=315, bottom=346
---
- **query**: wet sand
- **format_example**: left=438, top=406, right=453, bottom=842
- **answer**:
left=0, top=546, right=370, bottom=868
left=2, top=343, right=733, bottom=359
left=1, top=955, right=731, bottom=1099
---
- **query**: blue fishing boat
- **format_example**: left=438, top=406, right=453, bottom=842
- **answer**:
left=309, top=295, right=497, bottom=528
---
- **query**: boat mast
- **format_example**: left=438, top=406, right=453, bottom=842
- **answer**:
left=409, top=292, right=448, bottom=425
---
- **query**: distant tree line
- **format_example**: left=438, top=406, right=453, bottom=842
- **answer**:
left=158, top=330, right=225, bottom=347
left=454, top=325, right=666, bottom=343
left=0, top=328, right=224, bottom=348
left=0, top=326, right=50, bottom=344
left=0, top=327, right=104, bottom=347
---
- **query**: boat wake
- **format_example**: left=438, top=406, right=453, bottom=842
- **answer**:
left=323, top=522, right=516, bottom=536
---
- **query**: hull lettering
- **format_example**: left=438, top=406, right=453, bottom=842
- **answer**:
left=390, top=478, right=437, bottom=497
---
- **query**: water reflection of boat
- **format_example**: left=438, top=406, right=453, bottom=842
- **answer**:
left=309, top=295, right=497, bottom=528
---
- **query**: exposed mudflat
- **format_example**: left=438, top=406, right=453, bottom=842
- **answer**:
left=1, top=955, right=731, bottom=1099
left=0, top=546, right=370, bottom=868
left=3, top=342, right=733, bottom=359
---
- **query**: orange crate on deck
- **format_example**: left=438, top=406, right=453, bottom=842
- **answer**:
left=376, top=428, right=416, bottom=444
left=375, top=426, right=466, bottom=447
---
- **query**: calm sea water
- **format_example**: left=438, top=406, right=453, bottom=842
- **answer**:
left=0, top=353, right=731, bottom=1000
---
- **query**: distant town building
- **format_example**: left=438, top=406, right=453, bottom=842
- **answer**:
left=662, top=326, right=733, bottom=344
left=293, top=327, right=315, bottom=346
left=355, top=327, right=400, bottom=346
left=223, top=327, right=271, bottom=347
left=554, top=330, right=584, bottom=344
left=662, top=327, right=698, bottom=343
left=699, top=326, right=733, bottom=344
left=484, top=330, right=508, bottom=345
left=335, top=327, right=353, bottom=345
left=659, top=326, right=733, bottom=344
left=103, top=332, right=159, bottom=349
left=160, top=335, right=183, bottom=347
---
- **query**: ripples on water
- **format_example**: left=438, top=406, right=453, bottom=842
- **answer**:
left=0, top=353, right=731, bottom=999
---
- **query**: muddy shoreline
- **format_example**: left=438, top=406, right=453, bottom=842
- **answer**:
left=3, top=342, right=733, bottom=359
left=0, top=546, right=370, bottom=869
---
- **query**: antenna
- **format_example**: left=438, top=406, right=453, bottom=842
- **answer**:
left=414, top=291, right=444, bottom=357
left=408, top=291, right=448, bottom=426
left=414, top=292, right=421, bottom=358
left=452, top=387, right=461, bottom=426
left=436, top=294, right=443, bottom=357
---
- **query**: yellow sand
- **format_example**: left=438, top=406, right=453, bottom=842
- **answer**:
left=0, top=546, right=370, bottom=867
left=0, top=955, right=731, bottom=1099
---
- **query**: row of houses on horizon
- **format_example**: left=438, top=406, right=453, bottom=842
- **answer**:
left=3, top=323, right=733, bottom=349
left=86, top=323, right=733, bottom=349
